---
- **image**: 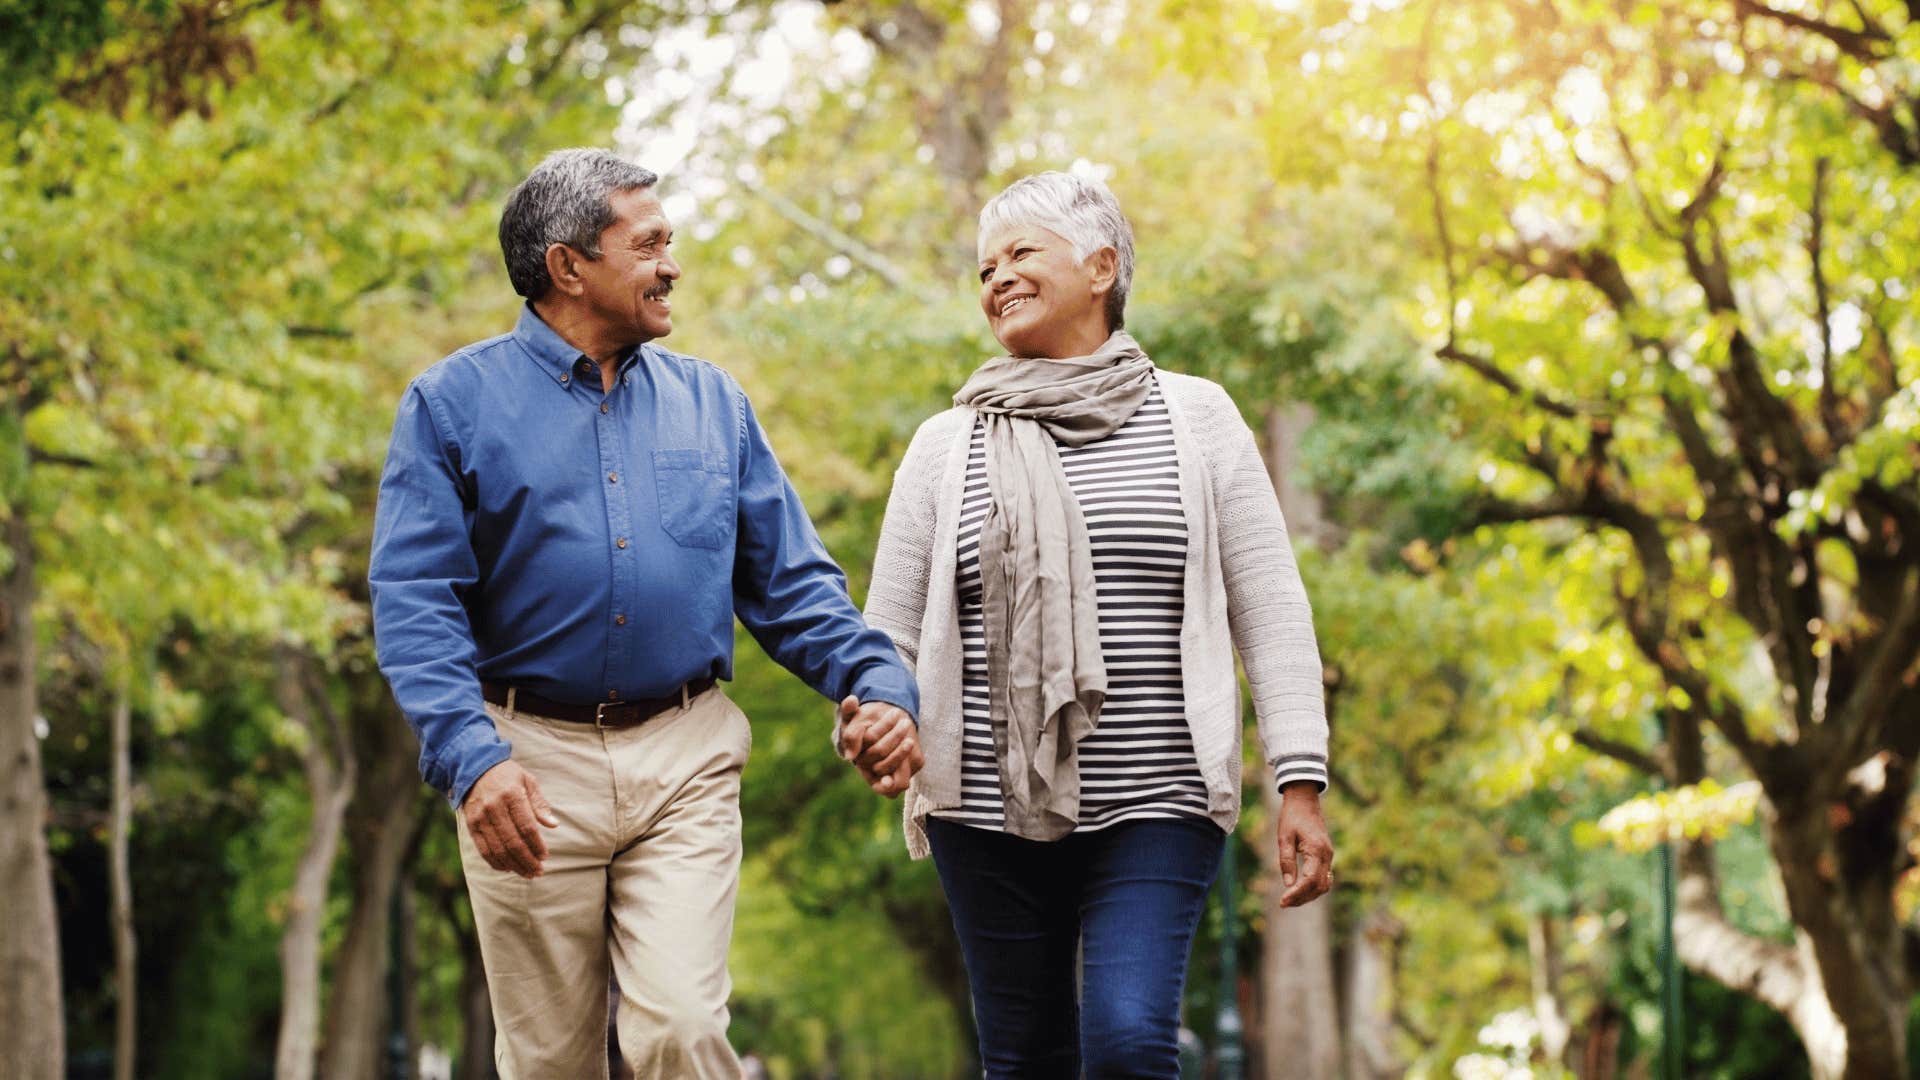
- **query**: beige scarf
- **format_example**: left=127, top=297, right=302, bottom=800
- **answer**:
left=952, top=330, right=1156, bottom=840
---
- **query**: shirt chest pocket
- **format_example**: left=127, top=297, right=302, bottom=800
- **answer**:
left=652, top=448, right=734, bottom=549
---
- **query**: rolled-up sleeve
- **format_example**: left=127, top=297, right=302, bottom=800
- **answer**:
left=369, top=381, right=510, bottom=806
left=729, top=388, right=920, bottom=720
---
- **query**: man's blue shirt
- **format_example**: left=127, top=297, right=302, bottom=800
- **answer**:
left=370, top=305, right=917, bottom=804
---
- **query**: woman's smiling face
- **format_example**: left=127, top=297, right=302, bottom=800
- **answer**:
left=977, top=222, right=1115, bottom=359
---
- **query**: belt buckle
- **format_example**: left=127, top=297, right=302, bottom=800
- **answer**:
left=594, top=701, right=618, bottom=727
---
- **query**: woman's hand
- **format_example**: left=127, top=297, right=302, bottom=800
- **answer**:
left=1276, top=782, right=1334, bottom=907
left=837, top=696, right=925, bottom=798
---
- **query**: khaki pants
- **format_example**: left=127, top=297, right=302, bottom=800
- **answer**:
left=456, top=686, right=751, bottom=1079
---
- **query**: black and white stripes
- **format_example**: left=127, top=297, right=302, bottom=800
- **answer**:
left=934, top=381, right=1212, bottom=833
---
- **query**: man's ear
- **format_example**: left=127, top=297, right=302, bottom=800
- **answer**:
left=1087, top=246, right=1119, bottom=298
left=543, top=243, right=587, bottom=298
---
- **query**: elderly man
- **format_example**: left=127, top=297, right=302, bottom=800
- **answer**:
left=370, top=148, right=923, bottom=1077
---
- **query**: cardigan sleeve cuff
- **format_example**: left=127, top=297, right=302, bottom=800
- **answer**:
left=1272, top=753, right=1329, bottom=794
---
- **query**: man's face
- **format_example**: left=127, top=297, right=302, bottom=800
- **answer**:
left=574, top=186, right=680, bottom=345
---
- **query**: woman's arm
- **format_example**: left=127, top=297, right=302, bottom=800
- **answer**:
left=1208, top=389, right=1331, bottom=792
left=1205, top=385, right=1335, bottom=905
left=837, top=414, right=947, bottom=751
left=863, top=418, right=947, bottom=669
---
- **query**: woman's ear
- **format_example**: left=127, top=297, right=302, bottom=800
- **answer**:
left=544, top=242, right=586, bottom=298
left=1087, top=246, right=1119, bottom=297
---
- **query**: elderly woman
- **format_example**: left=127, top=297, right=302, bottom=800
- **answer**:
left=844, top=171, right=1335, bottom=1077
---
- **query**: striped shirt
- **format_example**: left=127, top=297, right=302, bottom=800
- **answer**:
left=932, top=381, right=1212, bottom=833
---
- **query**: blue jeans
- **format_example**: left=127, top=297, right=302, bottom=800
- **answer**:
left=927, top=815, right=1226, bottom=1079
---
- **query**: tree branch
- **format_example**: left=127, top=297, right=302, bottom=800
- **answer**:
left=1462, top=449, right=1771, bottom=775
left=1426, top=137, right=1609, bottom=421
left=1730, top=0, right=1890, bottom=63
left=1859, top=299, right=1903, bottom=422
left=1394, top=1007, right=1438, bottom=1047
left=526, top=0, right=626, bottom=91
left=1570, top=727, right=1664, bottom=776
left=736, top=175, right=942, bottom=304
left=1673, top=843, right=1807, bottom=1014
left=26, top=448, right=101, bottom=470
left=1677, top=205, right=1821, bottom=487
left=1610, top=118, right=1677, bottom=239
left=1426, top=135, right=1462, bottom=344
left=1677, top=144, right=1730, bottom=233
left=1807, top=157, right=1842, bottom=445
left=852, top=0, right=1025, bottom=223
left=1661, top=705, right=1807, bottom=1012
left=1754, top=48, right=1920, bottom=167
left=1658, top=389, right=1743, bottom=503
left=1461, top=491, right=1596, bottom=527
left=1837, top=568, right=1920, bottom=760
left=1435, top=343, right=1587, bottom=420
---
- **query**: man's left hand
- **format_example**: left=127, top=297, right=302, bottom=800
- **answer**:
left=1276, top=781, right=1335, bottom=907
left=837, top=696, right=923, bottom=797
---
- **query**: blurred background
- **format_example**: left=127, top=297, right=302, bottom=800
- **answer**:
left=2, top=0, right=1917, bottom=1077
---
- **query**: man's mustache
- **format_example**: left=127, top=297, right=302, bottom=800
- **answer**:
left=644, top=282, right=673, bottom=300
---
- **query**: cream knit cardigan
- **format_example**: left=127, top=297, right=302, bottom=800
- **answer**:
left=861, top=369, right=1329, bottom=858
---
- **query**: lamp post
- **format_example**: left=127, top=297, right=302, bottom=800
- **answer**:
left=1216, top=836, right=1245, bottom=1080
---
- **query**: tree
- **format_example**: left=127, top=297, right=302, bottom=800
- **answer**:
left=3, top=5, right=338, bottom=1070
left=1148, top=0, right=1920, bottom=1070
left=6, top=3, right=720, bottom=1073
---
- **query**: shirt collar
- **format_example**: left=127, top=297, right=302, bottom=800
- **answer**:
left=513, top=304, right=643, bottom=390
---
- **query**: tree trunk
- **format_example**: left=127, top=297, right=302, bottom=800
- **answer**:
left=1663, top=703, right=1912, bottom=1080
left=1341, top=902, right=1403, bottom=1080
left=109, top=672, right=136, bottom=1080
left=318, top=702, right=427, bottom=1080
left=1257, top=404, right=1343, bottom=1080
left=0, top=510, right=63, bottom=1080
left=1575, top=998, right=1623, bottom=1080
left=273, top=652, right=356, bottom=1080
left=1763, top=791, right=1910, bottom=1080
left=1527, top=912, right=1571, bottom=1065
left=851, top=0, right=1025, bottom=262
left=1260, top=405, right=1333, bottom=548
left=454, top=908, right=496, bottom=1080
left=1263, top=885, right=1342, bottom=1079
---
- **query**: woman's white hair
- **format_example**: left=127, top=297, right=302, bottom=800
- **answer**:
left=978, top=171, right=1136, bottom=330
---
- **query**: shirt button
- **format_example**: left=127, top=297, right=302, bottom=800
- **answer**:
left=560, top=374, right=569, bottom=384
left=608, top=472, right=619, bottom=484
left=600, top=402, right=609, bottom=414
left=616, top=537, right=628, bottom=549
left=623, top=374, right=630, bottom=384
left=608, top=689, right=620, bottom=700
left=615, top=614, right=627, bottom=626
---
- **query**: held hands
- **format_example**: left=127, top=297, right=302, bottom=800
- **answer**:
left=1276, top=781, right=1336, bottom=907
left=837, top=696, right=925, bottom=798
left=462, top=759, right=560, bottom=879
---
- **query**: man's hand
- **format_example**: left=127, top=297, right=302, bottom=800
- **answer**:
left=1276, top=781, right=1335, bottom=907
left=462, top=759, right=560, bottom=878
left=837, top=696, right=924, bottom=798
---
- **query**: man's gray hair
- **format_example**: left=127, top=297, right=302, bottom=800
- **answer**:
left=499, top=149, right=659, bottom=300
left=977, top=171, right=1136, bottom=330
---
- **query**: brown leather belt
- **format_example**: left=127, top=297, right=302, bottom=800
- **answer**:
left=482, top=677, right=715, bottom=728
